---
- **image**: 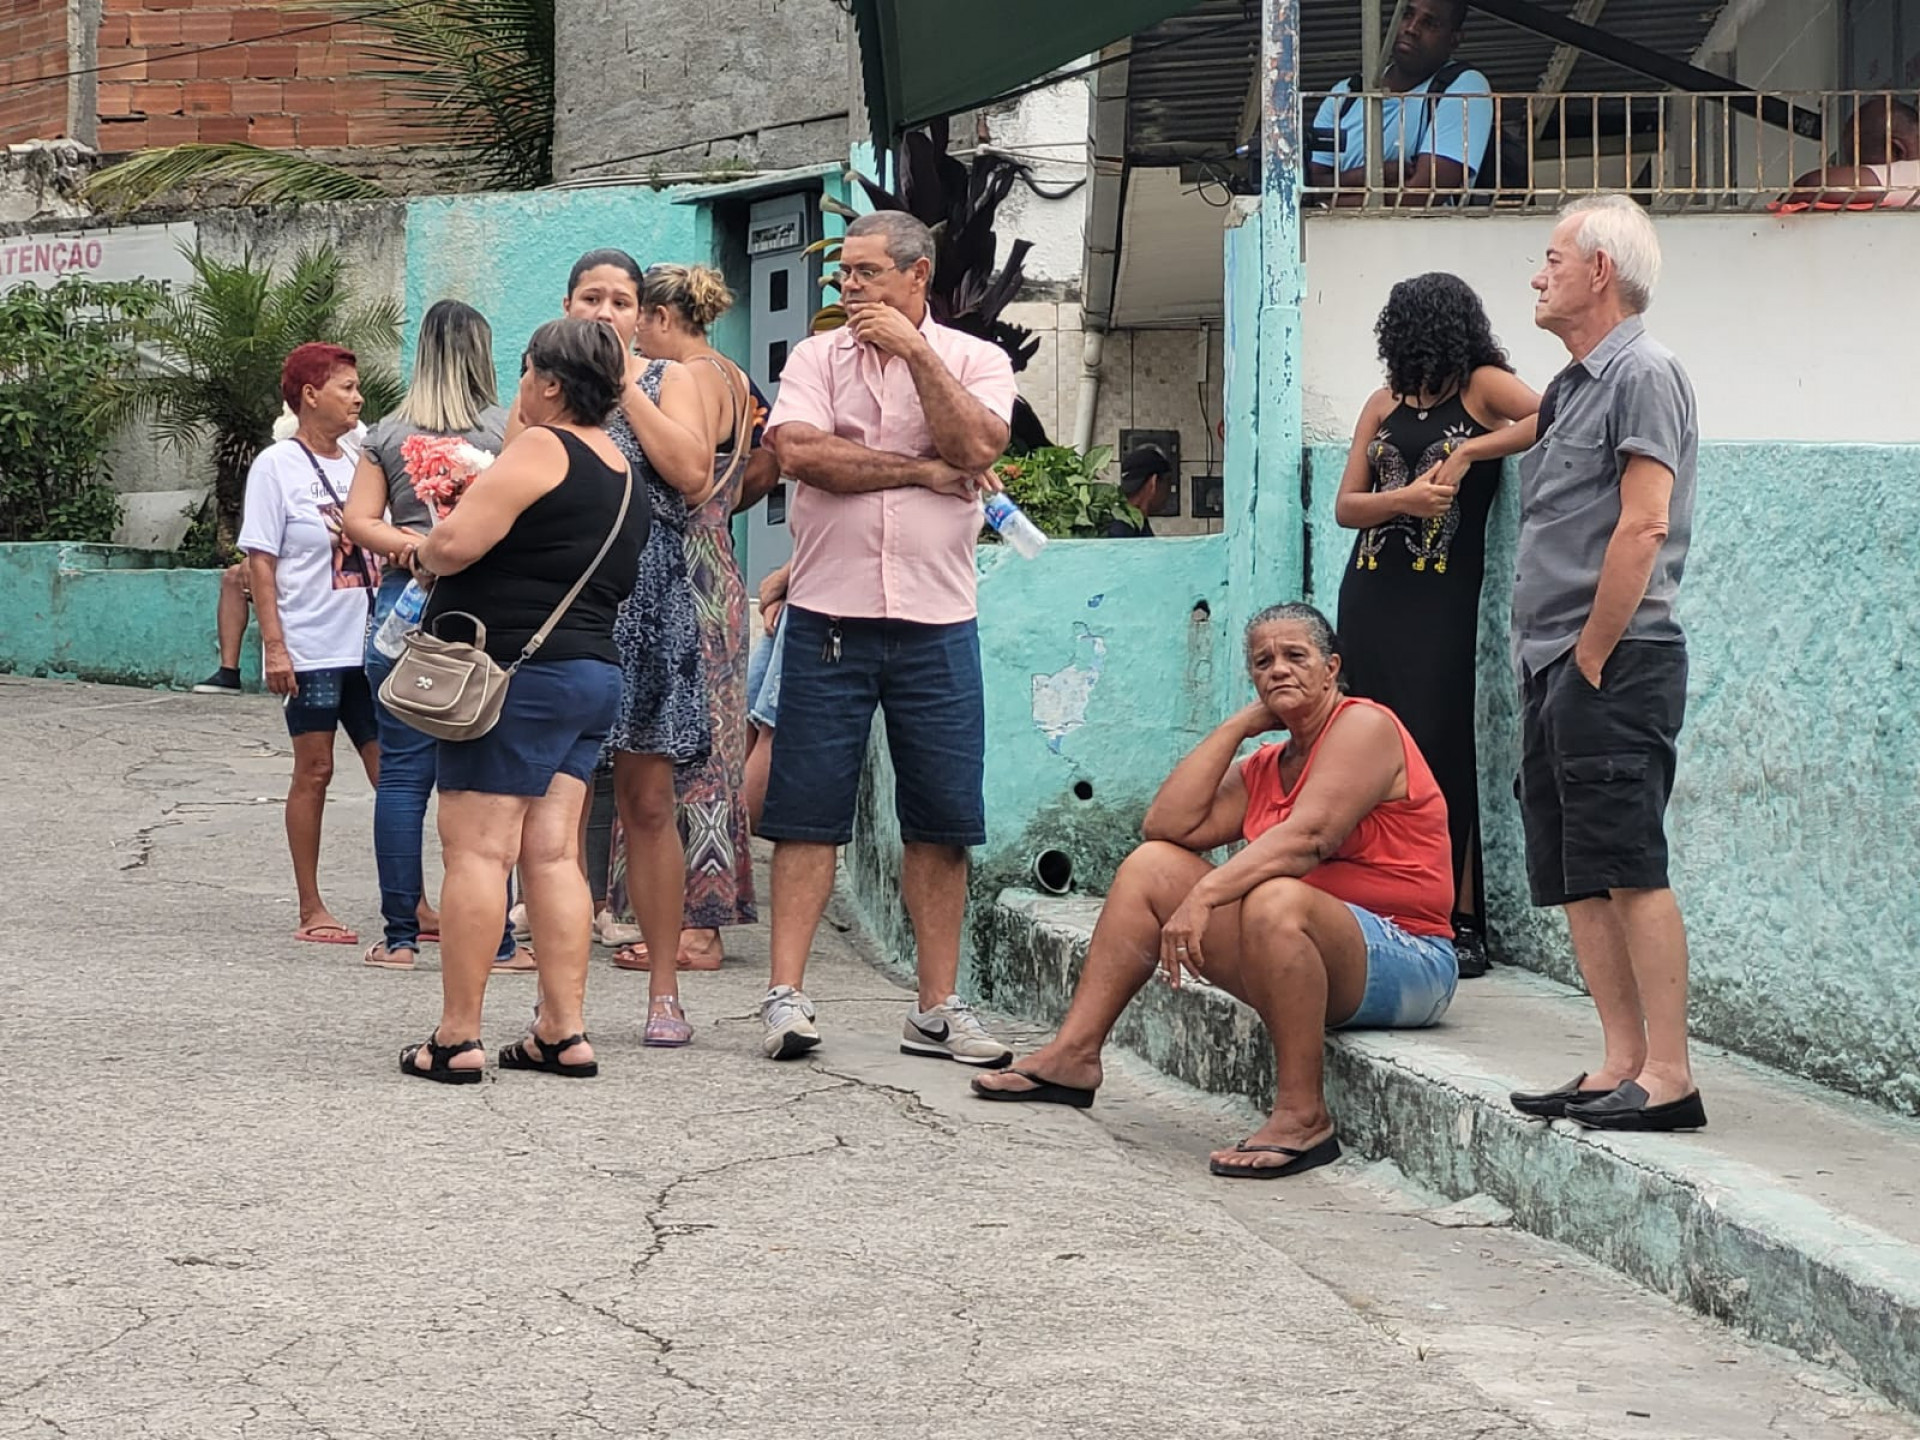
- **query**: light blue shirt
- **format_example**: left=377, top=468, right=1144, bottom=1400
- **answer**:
left=1310, top=70, right=1495, bottom=183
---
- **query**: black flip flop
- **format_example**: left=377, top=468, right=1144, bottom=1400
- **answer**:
left=499, top=1031, right=599, bottom=1079
left=1208, top=1133, right=1342, bottom=1179
left=970, top=1067, right=1095, bottom=1109
left=400, top=1033, right=484, bottom=1086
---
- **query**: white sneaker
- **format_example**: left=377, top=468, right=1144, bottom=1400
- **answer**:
left=762, top=985, right=820, bottom=1060
left=901, top=995, right=1013, bottom=1068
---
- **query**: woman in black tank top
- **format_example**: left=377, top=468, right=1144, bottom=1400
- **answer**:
left=1333, top=274, right=1540, bottom=976
left=397, top=318, right=649, bottom=1086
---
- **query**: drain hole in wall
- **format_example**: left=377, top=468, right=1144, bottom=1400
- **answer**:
left=1191, top=600, right=1212, bottom=622
left=1072, top=780, right=1094, bottom=802
left=1033, top=849, right=1074, bottom=895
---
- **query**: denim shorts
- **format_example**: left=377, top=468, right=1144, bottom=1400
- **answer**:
left=745, top=608, right=786, bottom=730
left=1337, top=904, right=1459, bottom=1029
left=760, top=606, right=985, bottom=848
left=436, top=657, right=621, bottom=798
left=284, top=666, right=378, bottom=748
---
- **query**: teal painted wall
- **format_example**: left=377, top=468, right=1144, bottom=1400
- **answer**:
left=1303, top=440, right=1920, bottom=1115
left=841, top=536, right=1235, bottom=994
left=403, top=188, right=711, bottom=399
left=0, top=544, right=258, bottom=690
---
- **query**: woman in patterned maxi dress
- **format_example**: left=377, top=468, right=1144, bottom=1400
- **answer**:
left=607, top=264, right=771, bottom=991
left=556, top=250, right=716, bottom=1050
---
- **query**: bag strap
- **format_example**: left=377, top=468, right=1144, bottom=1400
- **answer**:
left=292, top=437, right=379, bottom=603
left=512, top=442, right=633, bottom=671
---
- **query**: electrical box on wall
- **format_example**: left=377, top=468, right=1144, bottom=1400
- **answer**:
left=1118, top=427, right=1182, bottom=516
left=741, top=190, right=821, bottom=591
left=1192, top=475, right=1224, bottom=519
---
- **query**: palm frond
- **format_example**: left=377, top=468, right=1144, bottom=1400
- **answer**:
left=339, top=0, right=554, bottom=188
left=84, top=145, right=388, bottom=215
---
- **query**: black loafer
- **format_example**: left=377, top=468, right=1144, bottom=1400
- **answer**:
left=1453, top=926, right=1490, bottom=979
left=1566, top=1080, right=1707, bottom=1132
left=1509, top=1072, right=1614, bottom=1119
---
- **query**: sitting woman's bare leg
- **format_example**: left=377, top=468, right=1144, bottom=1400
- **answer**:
left=976, top=841, right=1215, bottom=1096
left=410, top=789, right=529, bottom=1076
left=1197, top=878, right=1368, bottom=1173
left=519, top=773, right=595, bottom=1068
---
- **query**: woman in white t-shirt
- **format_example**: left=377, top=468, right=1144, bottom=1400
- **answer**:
left=238, top=342, right=382, bottom=946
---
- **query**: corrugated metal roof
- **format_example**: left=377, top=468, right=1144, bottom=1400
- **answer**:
left=1125, top=0, right=1732, bottom=162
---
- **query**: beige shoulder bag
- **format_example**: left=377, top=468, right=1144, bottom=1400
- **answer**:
left=378, top=461, right=633, bottom=742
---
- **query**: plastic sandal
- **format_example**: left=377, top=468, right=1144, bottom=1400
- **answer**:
left=643, top=996, right=693, bottom=1048
left=399, top=1032, right=484, bottom=1085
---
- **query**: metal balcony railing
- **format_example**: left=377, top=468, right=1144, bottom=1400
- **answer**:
left=1299, top=88, right=1920, bottom=214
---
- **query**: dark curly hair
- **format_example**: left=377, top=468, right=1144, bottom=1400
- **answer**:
left=1374, top=272, right=1511, bottom=401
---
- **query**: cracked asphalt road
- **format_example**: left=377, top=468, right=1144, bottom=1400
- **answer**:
left=3, top=678, right=1913, bottom=1440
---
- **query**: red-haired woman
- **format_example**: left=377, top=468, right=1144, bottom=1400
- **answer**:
left=238, top=342, right=383, bottom=945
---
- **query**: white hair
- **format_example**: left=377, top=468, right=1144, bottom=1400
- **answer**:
left=1560, top=194, right=1662, bottom=313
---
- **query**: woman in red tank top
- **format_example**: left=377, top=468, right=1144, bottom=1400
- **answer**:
left=975, top=603, right=1459, bottom=1179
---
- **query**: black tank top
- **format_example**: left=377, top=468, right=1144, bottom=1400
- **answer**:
left=424, top=427, right=649, bottom=667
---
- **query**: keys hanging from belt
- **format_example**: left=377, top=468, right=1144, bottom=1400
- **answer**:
left=821, top=619, right=843, bottom=665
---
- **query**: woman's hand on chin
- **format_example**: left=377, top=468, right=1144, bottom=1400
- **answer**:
left=1237, top=700, right=1278, bottom=740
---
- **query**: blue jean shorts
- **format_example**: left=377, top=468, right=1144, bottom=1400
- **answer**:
left=1337, top=904, right=1458, bottom=1029
left=745, top=608, right=786, bottom=730
left=436, top=657, right=621, bottom=798
left=284, top=666, right=378, bottom=747
left=760, top=606, right=985, bottom=848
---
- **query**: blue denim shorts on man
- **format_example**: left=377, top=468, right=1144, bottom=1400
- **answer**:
left=744, top=607, right=786, bottom=730
left=1336, top=904, right=1458, bottom=1029
left=759, top=605, right=985, bottom=848
left=284, top=666, right=378, bottom=747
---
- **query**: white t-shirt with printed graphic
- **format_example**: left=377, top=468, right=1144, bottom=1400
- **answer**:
left=237, top=438, right=372, bottom=673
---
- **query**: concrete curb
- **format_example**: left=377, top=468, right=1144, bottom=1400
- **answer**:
left=979, top=888, right=1920, bottom=1415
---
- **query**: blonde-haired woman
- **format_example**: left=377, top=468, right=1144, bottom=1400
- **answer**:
left=344, top=298, right=527, bottom=972
left=606, top=263, right=775, bottom=1022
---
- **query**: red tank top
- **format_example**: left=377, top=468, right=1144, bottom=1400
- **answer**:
left=1238, top=697, right=1455, bottom=938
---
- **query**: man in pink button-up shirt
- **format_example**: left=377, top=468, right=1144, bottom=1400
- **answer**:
left=757, top=211, right=1018, bottom=1067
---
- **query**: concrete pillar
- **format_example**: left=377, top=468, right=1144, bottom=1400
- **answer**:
left=1222, top=0, right=1305, bottom=671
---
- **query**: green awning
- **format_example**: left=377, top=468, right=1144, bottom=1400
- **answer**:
left=852, top=0, right=1197, bottom=155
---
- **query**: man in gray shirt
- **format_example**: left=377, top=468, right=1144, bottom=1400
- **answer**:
left=1504, top=196, right=1704, bottom=1134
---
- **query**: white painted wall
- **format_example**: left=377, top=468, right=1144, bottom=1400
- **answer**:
left=1299, top=211, right=1920, bottom=443
left=981, top=74, right=1092, bottom=289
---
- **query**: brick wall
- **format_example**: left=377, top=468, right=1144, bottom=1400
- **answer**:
left=0, top=0, right=72, bottom=143
left=0, top=0, right=442, bottom=152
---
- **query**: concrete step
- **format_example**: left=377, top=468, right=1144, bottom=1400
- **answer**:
left=981, top=888, right=1920, bottom=1416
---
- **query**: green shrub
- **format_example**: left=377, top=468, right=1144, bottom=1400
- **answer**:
left=0, top=277, right=163, bottom=542
left=990, top=445, right=1140, bottom=539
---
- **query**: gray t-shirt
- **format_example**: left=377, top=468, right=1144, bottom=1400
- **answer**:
left=1512, top=317, right=1697, bottom=680
left=361, top=406, right=509, bottom=531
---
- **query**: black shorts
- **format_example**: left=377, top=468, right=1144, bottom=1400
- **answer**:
left=1519, top=641, right=1687, bottom=907
left=283, top=666, right=378, bottom=749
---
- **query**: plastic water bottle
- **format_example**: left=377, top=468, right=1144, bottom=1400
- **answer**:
left=983, top=493, right=1048, bottom=559
left=373, top=580, right=428, bottom=659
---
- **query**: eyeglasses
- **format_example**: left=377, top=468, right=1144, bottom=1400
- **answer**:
left=832, top=263, right=900, bottom=286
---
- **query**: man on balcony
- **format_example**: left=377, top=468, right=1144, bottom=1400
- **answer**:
left=1785, top=96, right=1919, bottom=210
left=1505, top=195, right=1704, bottom=1134
left=1307, top=0, right=1494, bottom=206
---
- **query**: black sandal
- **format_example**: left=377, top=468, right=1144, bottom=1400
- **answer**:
left=1207, top=1133, right=1342, bottom=1180
left=399, top=1033, right=484, bottom=1085
left=969, top=1067, right=1096, bottom=1109
left=499, top=1031, right=598, bottom=1079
